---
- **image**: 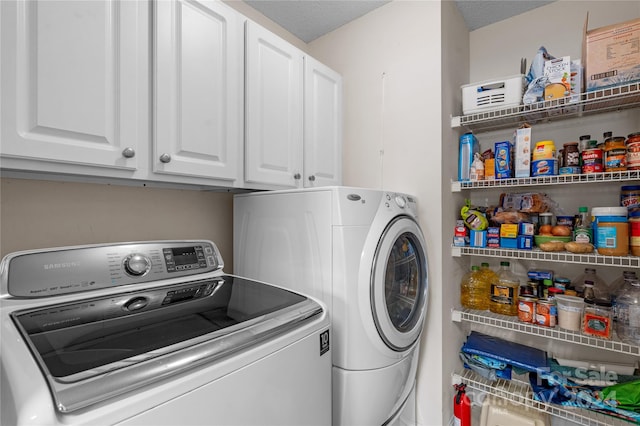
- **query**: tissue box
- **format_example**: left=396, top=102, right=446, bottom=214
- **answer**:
left=583, top=16, right=640, bottom=91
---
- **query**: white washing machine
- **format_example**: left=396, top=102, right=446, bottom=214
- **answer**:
left=0, top=240, right=331, bottom=425
left=234, top=187, right=429, bottom=425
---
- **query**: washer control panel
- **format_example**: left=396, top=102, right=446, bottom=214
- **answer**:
left=2, top=240, right=223, bottom=298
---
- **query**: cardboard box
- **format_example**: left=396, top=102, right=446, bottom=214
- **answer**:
left=500, top=224, right=518, bottom=238
left=513, top=124, right=532, bottom=178
left=543, top=56, right=571, bottom=100
left=500, top=238, right=518, bottom=249
left=583, top=15, right=640, bottom=92
left=494, top=141, right=513, bottom=179
left=518, top=222, right=535, bottom=236
left=485, top=158, right=495, bottom=180
left=470, top=230, right=487, bottom=248
left=517, top=235, right=533, bottom=250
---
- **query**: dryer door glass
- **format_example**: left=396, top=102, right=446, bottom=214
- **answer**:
left=371, top=217, right=428, bottom=351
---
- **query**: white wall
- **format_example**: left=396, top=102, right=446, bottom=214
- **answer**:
left=469, top=1, right=640, bottom=83
left=309, top=2, right=445, bottom=424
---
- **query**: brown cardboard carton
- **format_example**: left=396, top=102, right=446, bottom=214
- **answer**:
left=582, top=14, right=640, bottom=92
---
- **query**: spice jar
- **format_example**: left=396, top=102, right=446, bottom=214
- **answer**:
left=582, top=298, right=613, bottom=339
left=518, top=296, right=537, bottom=323
left=604, top=136, right=627, bottom=172
left=626, top=132, right=640, bottom=170
left=536, top=298, right=556, bottom=327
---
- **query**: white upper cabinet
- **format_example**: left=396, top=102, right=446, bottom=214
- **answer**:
left=0, top=0, right=146, bottom=170
left=244, top=20, right=304, bottom=188
left=154, top=0, right=243, bottom=182
left=304, top=56, right=343, bottom=187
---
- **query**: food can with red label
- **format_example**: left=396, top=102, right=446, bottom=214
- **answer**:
left=581, top=148, right=604, bottom=174
left=535, top=298, right=557, bottom=327
left=627, top=132, right=640, bottom=170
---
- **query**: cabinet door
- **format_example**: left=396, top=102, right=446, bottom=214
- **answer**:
left=0, top=0, right=145, bottom=170
left=154, top=0, right=242, bottom=182
left=304, top=57, right=342, bottom=187
left=245, top=20, right=303, bottom=188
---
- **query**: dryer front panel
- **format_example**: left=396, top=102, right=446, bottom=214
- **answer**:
left=370, top=216, right=428, bottom=351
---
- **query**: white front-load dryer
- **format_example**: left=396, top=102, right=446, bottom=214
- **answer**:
left=234, top=187, right=429, bottom=426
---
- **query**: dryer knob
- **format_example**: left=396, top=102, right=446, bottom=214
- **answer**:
left=395, top=195, right=407, bottom=208
left=123, top=254, right=151, bottom=277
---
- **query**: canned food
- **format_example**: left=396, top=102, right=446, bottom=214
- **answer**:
left=518, top=296, right=537, bottom=323
left=582, top=148, right=604, bottom=174
left=536, top=299, right=557, bottom=327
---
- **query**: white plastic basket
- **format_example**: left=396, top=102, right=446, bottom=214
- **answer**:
left=462, top=74, right=525, bottom=115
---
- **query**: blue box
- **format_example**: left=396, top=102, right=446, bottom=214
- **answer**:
left=527, top=270, right=554, bottom=281
left=517, top=235, right=533, bottom=250
left=470, top=230, right=487, bottom=247
left=453, top=236, right=468, bottom=247
left=458, top=132, right=479, bottom=181
left=494, top=141, right=513, bottom=179
left=500, top=237, right=518, bottom=248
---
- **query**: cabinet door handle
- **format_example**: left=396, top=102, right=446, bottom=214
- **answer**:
left=308, top=175, right=316, bottom=182
left=159, top=153, right=172, bottom=163
left=122, top=147, right=136, bottom=158
left=293, top=173, right=301, bottom=180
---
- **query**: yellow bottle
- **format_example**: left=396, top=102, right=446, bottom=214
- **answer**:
left=461, top=265, right=490, bottom=310
left=489, top=261, right=520, bottom=316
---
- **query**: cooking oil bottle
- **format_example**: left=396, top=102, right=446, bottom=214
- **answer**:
left=460, top=265, right=490, bottom=310
left=489, top=261, right=520, bottom=316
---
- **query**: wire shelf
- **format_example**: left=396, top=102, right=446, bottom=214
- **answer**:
left=452, top=308, right=640, bottom=356
left=451, top=246, right=640, bottom=268
left=453, top=369, right=635, bottom=426
left=450, top=82, right=640, bottom=132
left=451, top=170, right=640, bottom=191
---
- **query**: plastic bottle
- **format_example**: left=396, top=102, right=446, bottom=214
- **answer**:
left=460, top=265, right=490, bottom=310
left=489, top=261, right=520, bottom=316
left=573, top=267, right=609, bottom=299
left=573, top=206, right=592, bottom=244
left=479, top=262, right=498, bottom=288
left=614, top=279, right=640, bottom=345
left=611, top=271, right=638, bottom=321
left=583, top=281, right=595, bottom=300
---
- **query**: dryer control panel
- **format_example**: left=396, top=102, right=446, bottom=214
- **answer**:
left=1, top=240, right=223, bottom=298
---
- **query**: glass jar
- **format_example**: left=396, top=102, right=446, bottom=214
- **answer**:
left=562, top=142, right=580, bottom=167
left=626, top=132, right=640, bottom=170
left=582, top=298, right=613, bottom=339
left=604, top=136, right=627, bottom=172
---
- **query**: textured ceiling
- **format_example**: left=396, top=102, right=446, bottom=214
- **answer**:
left=244, top=0, right=556, bottom=43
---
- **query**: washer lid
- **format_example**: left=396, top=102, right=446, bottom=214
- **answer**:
left=11, top=275, right=322, bottom=413
left=370, top=216, right=428, bottom=351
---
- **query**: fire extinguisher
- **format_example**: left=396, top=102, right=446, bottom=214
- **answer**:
left=453, top=383, right=471, bottom=426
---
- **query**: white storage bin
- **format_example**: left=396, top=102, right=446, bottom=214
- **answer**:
left=462, top=74, right=525, bottom=115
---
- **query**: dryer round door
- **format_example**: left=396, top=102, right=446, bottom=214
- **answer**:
left=370, top=216, right=428, bottom=351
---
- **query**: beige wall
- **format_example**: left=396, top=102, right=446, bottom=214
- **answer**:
left=0, top=178, right=234, bottom=269
left=309, top=2, right=445, bottom=424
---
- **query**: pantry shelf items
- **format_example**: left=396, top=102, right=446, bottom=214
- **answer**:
left=452, top=369, right=633, bottom=426
left=451, top=82, right=640, bottom=133
left=451, top=170, right=640, bottom=192
left=452, top=308, right=639, bottom=356
left=451, top=246, right=640, bottom=268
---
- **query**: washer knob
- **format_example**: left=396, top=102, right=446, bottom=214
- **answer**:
left=395, top=195, right=406, bottom=208
left=123, top=253, right=151, bottom=276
